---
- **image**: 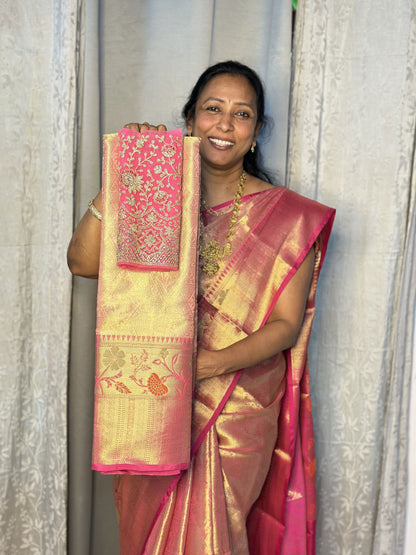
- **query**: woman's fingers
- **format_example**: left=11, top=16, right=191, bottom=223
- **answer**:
left=123, top=122, right=140, bottom=131
left=123, top=122, right=167, bottom=132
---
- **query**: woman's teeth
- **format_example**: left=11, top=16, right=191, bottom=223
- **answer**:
left=209, top=138, right=234, bottom=147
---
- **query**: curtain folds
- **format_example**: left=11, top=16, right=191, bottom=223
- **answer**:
left=0, top=1, right=82, bottom=553
left=288, top=1, right=416, bottom=553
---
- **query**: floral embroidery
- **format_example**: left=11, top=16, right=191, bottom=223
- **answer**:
left=161, top=145, right=176, bottom=158
left=102, top=372, right=131, bottom=394
left=144, top=235, right=156, bottom=247
left=121, top=172, right=144, bottom=194
left=102, top=346, right=126, bottom=370
left=96, top=342, right=192, bottom=398
left=147, top=373, right=168, bottom=396
left=117, top=129, right=183, bottom=270
left=130, top=349, right=151, bottom=376
left=95, top=347, right=131, bottom=395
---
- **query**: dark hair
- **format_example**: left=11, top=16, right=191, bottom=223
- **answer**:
left=182, top=60, right=273, bottom=183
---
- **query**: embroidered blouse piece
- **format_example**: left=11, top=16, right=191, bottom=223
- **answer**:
left=117, top=128, right=183, bottom=271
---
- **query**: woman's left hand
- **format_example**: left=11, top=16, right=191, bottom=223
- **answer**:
left=195, top=248, right=316, bottom=381
left=196, top=348, right=222, bottom=381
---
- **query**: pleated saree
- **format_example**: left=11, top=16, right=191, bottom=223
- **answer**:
left=110, top=178, right=335, bottom=554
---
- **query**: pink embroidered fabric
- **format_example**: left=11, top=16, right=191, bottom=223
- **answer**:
left=117, top=128, right=183, bottom=271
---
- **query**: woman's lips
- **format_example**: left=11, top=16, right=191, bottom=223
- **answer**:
left=208, top=137, right=234, bottom=149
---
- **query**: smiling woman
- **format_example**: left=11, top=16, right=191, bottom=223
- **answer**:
left=67, top=60, right=335, bottom=554
left=186, top=74, right=260, bottom=182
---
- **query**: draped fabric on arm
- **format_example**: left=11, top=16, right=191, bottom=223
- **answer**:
left=115, top=187, right=335, bottom=554
left=92, top=131, right=201, bottom=475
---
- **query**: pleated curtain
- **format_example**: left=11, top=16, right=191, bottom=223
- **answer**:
left=0, top=0, right=82, bottom=553
left=288, top=2, right=416, bottom=554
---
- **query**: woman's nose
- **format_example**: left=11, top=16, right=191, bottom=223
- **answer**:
left=217, top=112, right=233, bottom=131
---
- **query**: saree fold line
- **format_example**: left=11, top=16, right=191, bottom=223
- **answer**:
left=92, top=131, right=201, bottom=475
left=115, top=186, right=335, bottom=554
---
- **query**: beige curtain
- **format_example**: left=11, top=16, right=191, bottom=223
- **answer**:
left=0, top=0, right=82, bottom=553
left=2, top=0, right=412, bottom=553
left=69, top=1, right=293, bottom=553
left=288, top=1, right=416, bottom=553
left=406, top=334, right=416, bottom=554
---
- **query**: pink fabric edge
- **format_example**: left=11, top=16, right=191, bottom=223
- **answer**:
left=262, top=206, right=335, bottom=325
left=93, top=462, right=188, bottom=476
left=191, top=371, right=242, bottom=457
left=117, top=262, right=179, bottom=271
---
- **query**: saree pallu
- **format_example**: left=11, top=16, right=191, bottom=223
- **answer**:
left=92, top=131, right=201, bottom=475
left=114, top=187, right=335, bottom=554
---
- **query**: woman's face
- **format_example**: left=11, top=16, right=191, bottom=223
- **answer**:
left=187, top=74, right=261, bottom=172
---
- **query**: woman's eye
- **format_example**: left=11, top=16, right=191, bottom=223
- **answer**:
left=207, top=106, right=219, bottom=112
left=236, top=111, right=250, bottom=118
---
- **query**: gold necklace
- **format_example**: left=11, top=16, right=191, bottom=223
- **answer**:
left=200, top=198, right=222, bottom=216
left=200, top=171, right=246, bottom=276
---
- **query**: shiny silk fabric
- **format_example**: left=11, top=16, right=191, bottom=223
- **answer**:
left=92, top=132, right=200, bottom=475
left=114, top=187, right=335, bottom=554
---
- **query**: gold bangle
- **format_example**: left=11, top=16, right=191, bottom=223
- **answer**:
left=88, top=199, right=102, bottom=221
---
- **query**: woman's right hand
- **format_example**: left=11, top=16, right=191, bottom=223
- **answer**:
left=67, top=122, right=168, bottom=278
left=123, top=122, right=167, bottom=132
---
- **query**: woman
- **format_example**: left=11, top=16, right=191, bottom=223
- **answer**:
left=68, top=61, right=335, bottom=554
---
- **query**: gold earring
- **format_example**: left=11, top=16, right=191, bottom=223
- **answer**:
left=251, top=142, right=256, bottom=153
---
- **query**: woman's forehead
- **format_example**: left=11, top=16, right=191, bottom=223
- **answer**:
left=197, top=74, right=257, bottom=105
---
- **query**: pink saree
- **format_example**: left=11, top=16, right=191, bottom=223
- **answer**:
left=93, top=130, right=200, bottom=475
left=113, top=186, right=335, bottom=554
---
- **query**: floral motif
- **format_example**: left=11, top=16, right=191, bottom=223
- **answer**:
left=130, top=349, right=151, bottom=375
left=147, top=373, right=168, bottom=396
left=102, top=372, right=131, bottom=394
left=121, top=172, right=144, bottom=194
left=144, top=235, right=156, bottom=247
left=102, top=346, right=125, bottom=371
left=96, top=345, right=193, bottom=398
left=161, top=144, right=176, bottom=158
left=95, top=347, right=130, bottom=396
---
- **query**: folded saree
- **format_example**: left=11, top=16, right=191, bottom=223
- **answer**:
left=92, top=129, right=201, bottom=475
left=114, top=186, right=335, bottom=554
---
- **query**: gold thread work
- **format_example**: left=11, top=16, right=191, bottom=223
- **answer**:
left=200, top=171, right=246, bottom=276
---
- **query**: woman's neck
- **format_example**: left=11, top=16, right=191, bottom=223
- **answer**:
left=201, top=164, right=245, bottom=207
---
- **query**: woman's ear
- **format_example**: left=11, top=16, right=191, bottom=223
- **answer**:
left=186, top=119, right=193, bottom=136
